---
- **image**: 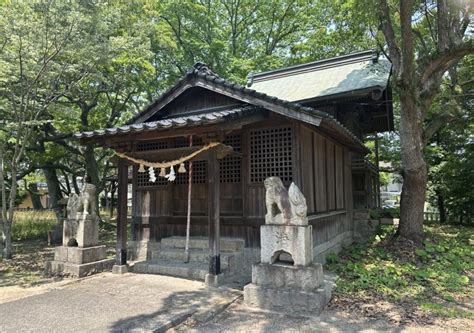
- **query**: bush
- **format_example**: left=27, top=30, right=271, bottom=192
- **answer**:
left=12, top=210, right=57, bottom=240
left=370, top=207, right=400, bottom=219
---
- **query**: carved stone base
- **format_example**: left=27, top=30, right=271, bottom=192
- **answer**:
left=260, top=224, right=313, bottom=266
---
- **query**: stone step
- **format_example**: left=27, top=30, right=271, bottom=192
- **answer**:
left=160, top=237, right=245, bottom=252
left=132, top=259, right=228, bottom=281
left=153, top=248, right=237, bottom=263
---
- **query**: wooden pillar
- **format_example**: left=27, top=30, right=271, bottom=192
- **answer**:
left=374, top=132, right=381, bottom=208
left=208, top=148, right=221, bottom=275
left=116, top=158, right=128, bottom=266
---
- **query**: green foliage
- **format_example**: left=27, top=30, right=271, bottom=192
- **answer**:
left=326, top=225, right=474, bottom=318
left=426, top=56, right=474, bottom=225
left=370, top=207, right=400, bottom=219
left=12, top=210, right=56, bottom=240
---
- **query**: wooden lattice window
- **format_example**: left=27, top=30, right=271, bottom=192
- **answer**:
left=173, top=136, right=203, bottom=148
left=250, top=126, right=293, bottom=183
left=175, top=160, right=207, bottom=184
left=220, top=134, right=241, bottom=183
left=136, top=140, right=169, bottom=151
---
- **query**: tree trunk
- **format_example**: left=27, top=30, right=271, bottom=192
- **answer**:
left=396, top=91, right=427, bottom=244
left=4, top=163, right=18, bottom=259
left=84, top=144, right=101, bottom=215
left=27, top=182, right=44, bottom=210
left=43, top=167, right=64, bottom=223
left=44, top=167, right=65, bottom=244
left=436, top=190, right=447, bottom=224
left=0, top=147, right=6, bottom=258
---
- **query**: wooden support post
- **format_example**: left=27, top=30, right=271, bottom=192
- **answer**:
left=116, top=159, right=128, bottom=266
left=208, top=148, right=221, bottom=275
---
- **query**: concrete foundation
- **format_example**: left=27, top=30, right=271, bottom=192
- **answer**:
left=112, top=264, right=128, bottom=274
left=205, top=273, right=225, bottom=287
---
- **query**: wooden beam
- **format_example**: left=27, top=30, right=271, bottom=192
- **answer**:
left=208, top=148, right=221, bottom=275
left=116, top=158, right=128, bottom=265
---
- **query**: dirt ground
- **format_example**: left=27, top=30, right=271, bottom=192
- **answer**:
left=0, top=238, right=115, bottom=303
left=174, top=297, right=474, bottom=332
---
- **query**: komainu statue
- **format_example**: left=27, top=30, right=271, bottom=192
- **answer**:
left=67, top=183, right=97, bottom=218
left=264, top=177, right=307, bottom=225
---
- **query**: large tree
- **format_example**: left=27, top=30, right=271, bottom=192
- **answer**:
left=373, top=0, right=473, bottom=243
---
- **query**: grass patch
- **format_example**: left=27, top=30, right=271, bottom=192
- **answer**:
left=325, top=224, right=474, bottom=319
left=12, top=210, right=57, bottom=240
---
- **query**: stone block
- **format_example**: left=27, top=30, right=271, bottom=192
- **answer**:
left=112, top=264, right=128, bottom=274
left=243, top=282, right=332, bottom=316
left=260, top=224, right=312, bottom=266
left=54, top=245, right=106, bottom=264
left=54, top=246, right=69, bottom=262
left=46, top=258, right=114, bottom=278
left=251, top=263, right=323, bottom=291
left=63, top=217, right=98, bottom=248
left=205, top=273, right=225, bottom=287
left=128, top=241, right=160, bottom=261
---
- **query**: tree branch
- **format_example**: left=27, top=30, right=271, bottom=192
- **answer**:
left=420, top=42, right=474, bottom=91
left=378, top=0, right=401, bottom=76
left=423, top=111, right=457, bottom=145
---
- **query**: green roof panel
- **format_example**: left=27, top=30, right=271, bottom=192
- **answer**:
left=249, top=51, right=392, bottom=102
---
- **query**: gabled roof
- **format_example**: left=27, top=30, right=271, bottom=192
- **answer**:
left=248, top=50, right=391, bottom=103
left=125, top=62, right=365, bottom=151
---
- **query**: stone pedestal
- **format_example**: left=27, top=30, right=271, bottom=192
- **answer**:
left=47, top=213, right=113, bottom=277
left=244, top=262, right=333, bottom=316
left=46, top=245, right=113, bottom=277
left=244, top=177, right=333, bottom=316
left=63, top=215, right=99, bottom=248
left=260, top=224, right=313, bottom=266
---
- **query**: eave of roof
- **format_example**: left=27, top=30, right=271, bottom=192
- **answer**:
left=74, top=106, right=256, bottom=140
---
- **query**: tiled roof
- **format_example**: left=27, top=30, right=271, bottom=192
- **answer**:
left=74, top=106, right=257, bottom=139
left=249, top=50, right=391, bottom=102
left=125, top=62, right=365, bottom=150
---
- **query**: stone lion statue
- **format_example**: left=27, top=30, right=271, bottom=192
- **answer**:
left=67, top=183, right=96, bottom=218
left=264, top=177, right=307, bottom=225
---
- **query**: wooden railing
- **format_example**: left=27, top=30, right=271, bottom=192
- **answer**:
left=424, top=212, right=440, bottom=223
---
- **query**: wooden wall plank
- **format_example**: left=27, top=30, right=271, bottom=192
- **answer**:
left=299, top=126, right=315, bottom=213
left=314, top=133, right=327, bottom=212
left=335, top=145, right=345, bottom=209
left=326, top=141, right=336, bottom=211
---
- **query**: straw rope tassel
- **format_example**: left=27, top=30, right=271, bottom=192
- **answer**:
left=184, top=135, right=193, bottom=263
